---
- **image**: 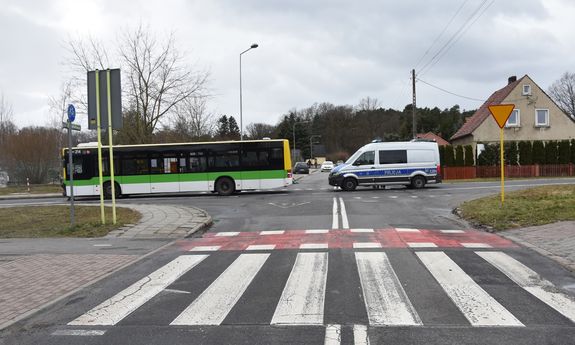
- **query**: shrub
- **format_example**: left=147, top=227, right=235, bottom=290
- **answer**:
left=532, top=141, right=545, bottom=164
left=504, top=142, right=518, bottom=165
left=558, top=140, right=570, bottom=164
left=518, top=141, right=533, bottom=165
left=464, top=145, right=474, bottom=166
left=444, top=145, right=455, bottom=166
left=455, top=146, right=464, bottom=166
left=545, top=141, right=558, bottom=164
left=571, top=139, right=575, bottom=164
left=477, top=143, right=499, bottom=166
left=439, top=145, right=446, bottom=166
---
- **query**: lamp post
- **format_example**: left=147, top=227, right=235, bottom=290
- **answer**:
left=292, top=121, right=310, bottom=161
left=309, top=135, right=321, bottom=161
left=239, top=43, right=258, bottom=141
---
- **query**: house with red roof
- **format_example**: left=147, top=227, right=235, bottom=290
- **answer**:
left=416, top=132, right=450, bottom=146
left=451, top=75, right=575, bottom=148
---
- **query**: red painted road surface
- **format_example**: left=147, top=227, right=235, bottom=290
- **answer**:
left=177, top=228, right=518, bottom=251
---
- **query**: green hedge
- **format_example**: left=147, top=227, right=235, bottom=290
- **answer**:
left=532, top=141, right=545, bottom=164
left=464, top=145, right=474, bottom=166
left=518, top=141, right=533, bottom=165
left=559, top=140, right=571, bottom=164
left=444, top=145, right=455, bottom=166
left=455, top=146, right=464, bottom=166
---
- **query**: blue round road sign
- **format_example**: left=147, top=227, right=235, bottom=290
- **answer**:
left=67, top=104, right=76, bottom=122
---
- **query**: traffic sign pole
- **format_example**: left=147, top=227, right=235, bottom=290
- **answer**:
left=67, top=120, right=75, bottom=227
left=96, top=70, right=106, bottom=224
left=500, top=127, right=505, bottom=205
left=107, top=69, right=117, bottom=225
left=488, top=104, right=515, bottom=206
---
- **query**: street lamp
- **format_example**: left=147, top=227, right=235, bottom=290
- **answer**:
left=309, top=135, right=321, bottom=161
left=239, top=43, right=258, bottom=141
left=292, top=121, right=310, bottom=161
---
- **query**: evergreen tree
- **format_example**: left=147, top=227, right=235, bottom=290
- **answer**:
left=444, top=145, right=455, bottom=166
left=227, top=116, right=240, bottom=140
left=532, top=141, right=545, bottom=164
left=518, top=141, right=533, bottom=165
left=504, top=142, right=518, bottom=165
left=438, top=145, right=446, bottom=166
left=571, top=139, right=575, bottom=164
left=558, top=140, right=570, bottom=164
left=477, top=143, right=499, bottom=166
left=454, top=146, right=464, bottom=166
left=545, top=141, right=558, bottom=164
left=464, top=145, right=474, bottom=166
left=216, top=115, right=229, bottom=139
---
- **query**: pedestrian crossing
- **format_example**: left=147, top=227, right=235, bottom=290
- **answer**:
left=69, top=250, right=575, bottom=329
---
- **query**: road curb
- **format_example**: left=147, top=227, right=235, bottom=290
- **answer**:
left=500, top=233, right=575, bottom=273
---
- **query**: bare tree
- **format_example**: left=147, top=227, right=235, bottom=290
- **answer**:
left=173, top=96, right=215, bottom=140
left=0, top=93, right=17, bottom=168
left=357, top=97, right=380, bottom=112
left=246, top=123, right=276, bottom=139
left=548, top=72, right=575, bottom=119
left=48, top=80, right=75, bottom=130
left=119, top=25, right=209, bottom=143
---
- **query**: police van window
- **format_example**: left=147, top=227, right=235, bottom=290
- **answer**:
left=354, top=151, right=375, bottom=165
left=379, top=150, right=407, bottom=164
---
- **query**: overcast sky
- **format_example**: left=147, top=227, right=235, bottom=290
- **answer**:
left=1, top=0, right=574, bottom=130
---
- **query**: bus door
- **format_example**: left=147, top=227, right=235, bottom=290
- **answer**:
left=181, top=150, right=209, bottom=192
left=150, top=153, right=181, bottom=193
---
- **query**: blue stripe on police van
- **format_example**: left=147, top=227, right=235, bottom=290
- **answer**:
left=353, top=168, right=437, bottom=177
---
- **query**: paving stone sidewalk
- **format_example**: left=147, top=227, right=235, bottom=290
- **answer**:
left=501, top=221, right=575, bottom=272
left=0, top=203, right=212, bottom=331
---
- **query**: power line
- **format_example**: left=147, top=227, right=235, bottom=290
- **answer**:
left=418, top=0, right=492, bottom=78
left=419, top=0, right=494, bottom=77
left=414, top=0, right=470, bottom=71
left=417, top=78, right=486, bottom=102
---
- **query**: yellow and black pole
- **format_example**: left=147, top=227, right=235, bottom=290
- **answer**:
left=95, top=69, right=106, bottom=224
left=488, top=104, right=515, bottom=206
left=106, top=69, right=117, bottom=224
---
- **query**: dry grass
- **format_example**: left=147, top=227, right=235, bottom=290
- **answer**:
left=0, top=205, right=141, bottom=238
left=0, top=184, right=62, bottom=196
left=460, top=185, right=575, bottom=231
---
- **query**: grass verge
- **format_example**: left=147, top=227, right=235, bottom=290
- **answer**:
left=0, top=205, right=141, bottom=238
left=0, top=184, right=62, bottom=196
left=459, top=185, right=575, bottom=231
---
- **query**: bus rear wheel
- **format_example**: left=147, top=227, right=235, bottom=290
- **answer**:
left=103, top=182, right=122, bottom=199
left=215, top=177, right=235, bottom=196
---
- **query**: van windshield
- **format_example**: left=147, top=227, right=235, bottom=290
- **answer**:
left=345, top=150, right=362, bottom=165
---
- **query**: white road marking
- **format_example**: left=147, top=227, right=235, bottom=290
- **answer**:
left=353, top=242, right=382, bottom=249
left=52, top=330, right=106, bottom=336
left=189, top=246, right=221, bottom=252
left=396, top=228, right=420, bottom=232
left=272, top=252, right=328, bottom=325
left=246, top=244, right=276, bottom=251
left=69, top=255, right=208, bottom=326
left=339, top=197, right=349, bottom=229
left=407, top=242, right=437, bottom=248
left=260, top=230, right=285, bottom=235
left=324, top=324, right=341, bottom=345
left=389, top=196, right=398, bottom=199
left=351, top=229, right=374, bottom=233
left=306, top=229, right=330, bottom=234
left=215, top=232, right=240, bottom=237
left=417, top=252, right=523, bottom=327
left=92, top=244, right=112, bottom=247
left=440, top=230, right=465, bottom=233
left=171, top=253, right=270, bottom=325
left=477, top=251, right=575, bottom=323
left=164, top=288, right=191, bottom=294
left=300, top=243, right=329, bottom=249
left=355, top=252, right=422, bottom=326
left=410, top=195, right=418, bottom=198
left=353, top=324, right=370, bottom=345
left=332, top=197, right=339, bottom=229
left=461, top=243, right=492, bottom=248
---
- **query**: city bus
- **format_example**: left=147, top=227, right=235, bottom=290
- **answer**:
left=62, top=139, right=292, bottom=197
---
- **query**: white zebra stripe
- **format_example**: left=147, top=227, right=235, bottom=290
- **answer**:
left=171, top=253, right=270, bottom=325
left=355, top=252, right=422, bottom=326
left=417, top=252, right=523, bottom=327
left=69, top=255, right=208, bottom=326
left=272, top=252, right=328, bottom=325
left=477, top=251, right=575, bottom=323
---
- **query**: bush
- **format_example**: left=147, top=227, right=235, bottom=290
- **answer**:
left=571, top=139, right=575, bottom=164
left=558, top=140, right=571, bottom=164
left=464, top=145, right=474, bottom=166
left=439, top=145, right=446, bottom=166
left=532, top=141, right=545, bottom=164
left=545, top=141, right=558, bottom=164
left=444, top=145, right=455, bottom=166
left=477, top=143, right=499, bottom=166
left=518, top=141, right=533, bottom=165
left=454, top=146, right=464, bottom=166
left=504, top=142, right=518, bottom=165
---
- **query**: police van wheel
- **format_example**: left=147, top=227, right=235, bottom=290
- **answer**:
left=411, top=176, right=426, bottom=189
left=215, top=177, right=235, bottom=196
left=341, top=178, right=357, bottom=191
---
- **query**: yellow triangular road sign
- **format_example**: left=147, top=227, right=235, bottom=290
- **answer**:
left=488, top=104, right=515, bottom=129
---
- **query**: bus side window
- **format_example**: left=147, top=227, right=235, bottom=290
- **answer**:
left=189, top=152, right=207, bottom=172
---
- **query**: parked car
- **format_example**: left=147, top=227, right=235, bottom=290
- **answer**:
left=293, top=162, right=310, bottom=174
left=321, top=161, right=334, bottom=172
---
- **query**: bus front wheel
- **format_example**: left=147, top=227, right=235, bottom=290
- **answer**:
left=103, top=182, right=122, bottom=199
left=215, top=177, right=235, bottom=196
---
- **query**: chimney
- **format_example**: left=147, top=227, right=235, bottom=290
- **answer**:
left=508, top=76, right=517, bottom=84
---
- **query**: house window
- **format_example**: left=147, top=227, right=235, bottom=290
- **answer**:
left=506, top=109, right=520, bottom=127
left=522, top=84, right=531, bottom=96
left=535, top=109, right=549, bottom=127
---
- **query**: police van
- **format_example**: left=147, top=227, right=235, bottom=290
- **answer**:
left=328, top=140, right=441, bottom=191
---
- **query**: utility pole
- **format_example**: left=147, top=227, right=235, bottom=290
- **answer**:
left=412, top=69, right=417, bottom=139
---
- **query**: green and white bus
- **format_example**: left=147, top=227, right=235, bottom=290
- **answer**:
left=62, top=139, right=293, bottom=197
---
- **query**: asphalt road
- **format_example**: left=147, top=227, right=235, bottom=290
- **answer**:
left=2, top=173, right=575, bottom=345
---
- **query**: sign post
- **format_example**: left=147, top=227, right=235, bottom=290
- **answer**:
left=488, top=104, right=515, bottom=205
left=63, top=104, right=80, bottom=227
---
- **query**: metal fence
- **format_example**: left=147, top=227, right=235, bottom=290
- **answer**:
left=442, top=164, right=575, bottom=179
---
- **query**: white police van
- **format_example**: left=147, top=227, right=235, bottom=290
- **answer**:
left=328, top=140, right=441, bottom=191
